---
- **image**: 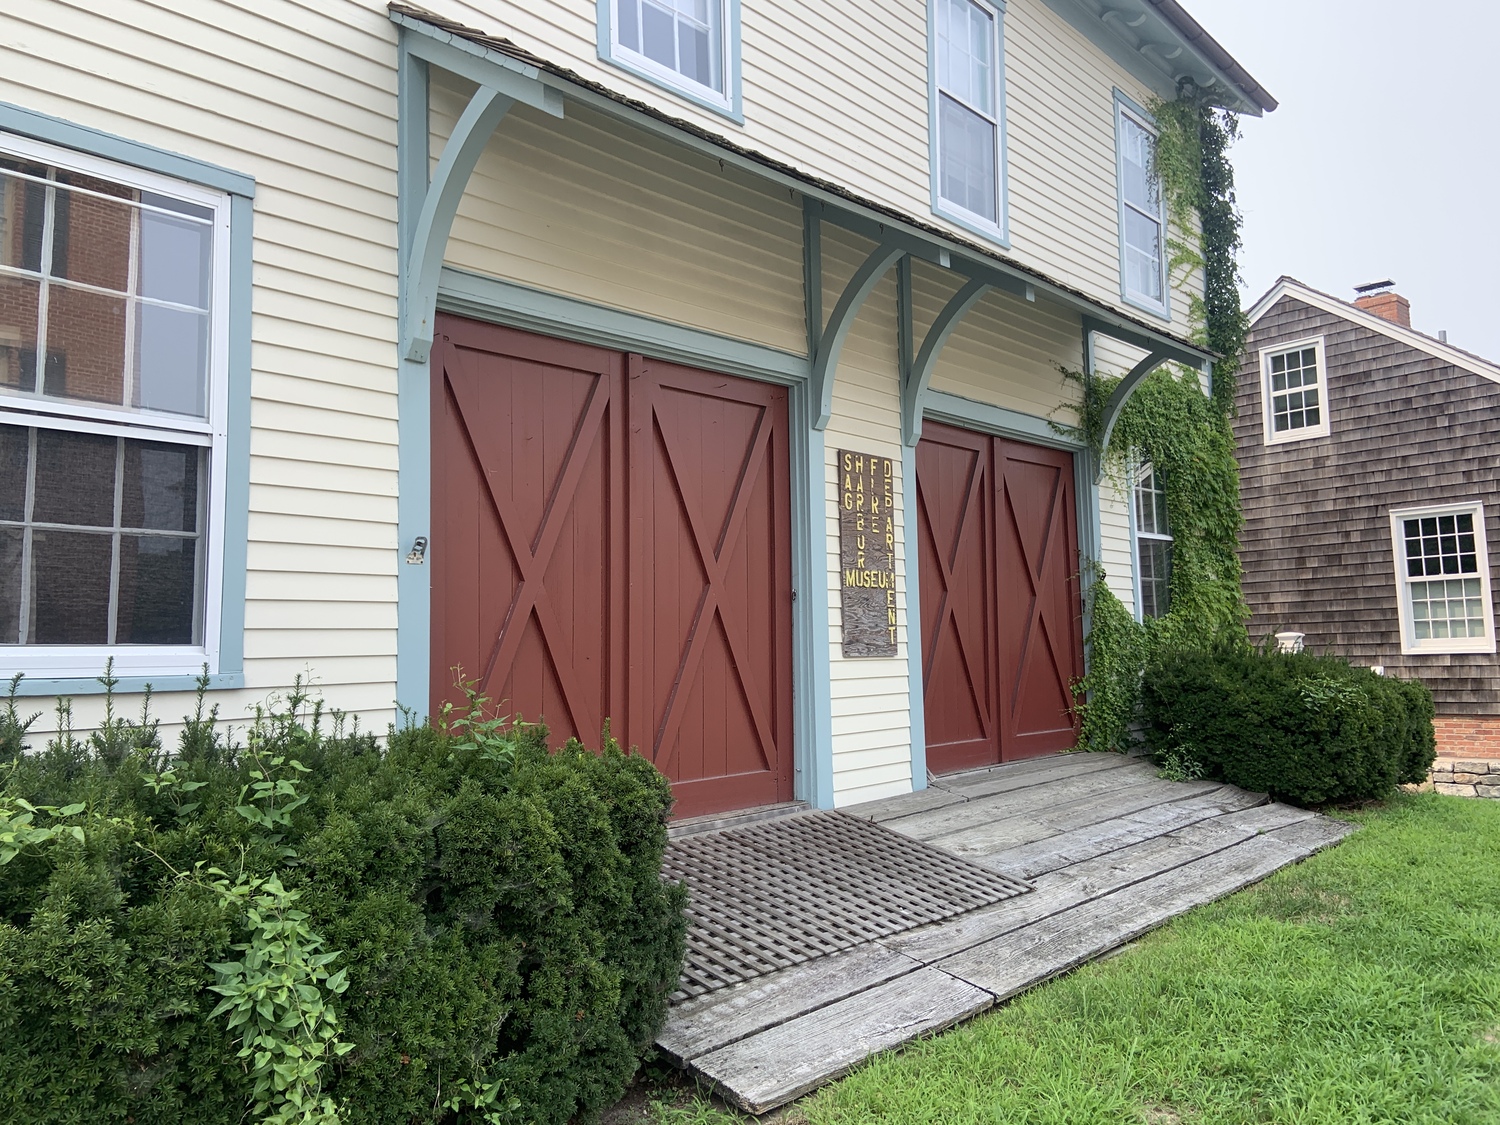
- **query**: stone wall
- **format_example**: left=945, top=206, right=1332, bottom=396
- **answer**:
left=1431, top=759, right=1500, bottom=800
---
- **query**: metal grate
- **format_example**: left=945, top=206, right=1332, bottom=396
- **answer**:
left=662, top=810, right=1031, bottom=1000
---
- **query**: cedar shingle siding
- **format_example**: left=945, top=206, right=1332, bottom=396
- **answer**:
left=1234, top=295, right=1500, bottom=714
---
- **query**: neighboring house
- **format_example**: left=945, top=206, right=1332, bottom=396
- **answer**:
left=0, top=0, right=1270, bottom=817
left=1237, top=277, right=1500, bottom=759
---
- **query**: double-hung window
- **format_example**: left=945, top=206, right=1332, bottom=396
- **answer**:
left=603, top=0, right=739, bottom=119
left=1132, top=463, right=1172, bottom=619
left=0, top=133, right=230, bottom=679
left=1115, top=95, right=1168, bottom=317
left=1260, top=336, right=1329, bottom=444
left=931, top=0, right=1006, bottom=241
left=1389, top=502, right=1495, bottom=655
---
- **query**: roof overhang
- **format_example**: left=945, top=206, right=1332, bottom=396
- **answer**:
left=389, top=3, right=1214, bottom=371
left=1038, top=0, right=1275, bottom=115
left=1248, top=277, right=1500, bottom=385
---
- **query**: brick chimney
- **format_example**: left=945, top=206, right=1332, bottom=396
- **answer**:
left=1353, top=281, right=1411, bottom=327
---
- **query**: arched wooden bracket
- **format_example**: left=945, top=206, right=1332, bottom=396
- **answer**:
left=1095, top=348, right=1170, bottom=480
left=900, top=274, right=991, bottom=447
left=809, top=241, right=905, bottom=430
left=402, top=86, right=516, bottom=363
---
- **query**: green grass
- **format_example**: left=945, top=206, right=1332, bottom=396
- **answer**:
left=654, top=793, right=1500, bottom=1125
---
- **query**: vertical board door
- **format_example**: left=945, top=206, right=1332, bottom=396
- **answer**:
left=429, top=317, right=793, bottom=817
left=916, top=423, right=1082, bottom=770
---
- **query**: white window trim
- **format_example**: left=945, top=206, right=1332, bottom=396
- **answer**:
left=0, top=130, right=231, bottom=680
left=602, top=0, right=738, bottom=119
left=1114, top=92, right=1170, bottom=320
left=1260, top=335, right=1330, bottom=445
left=928, top=0, right=1009, bottom=246
left=1129, top=460, right=1172, bottom=622
left=1389, top=500, right=1497, bottom=656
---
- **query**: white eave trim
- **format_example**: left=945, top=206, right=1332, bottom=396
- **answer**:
left=1248, top=278, right=1500, bottom=386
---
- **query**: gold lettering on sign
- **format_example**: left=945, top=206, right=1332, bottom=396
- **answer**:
left=838, top=449, right=899, bottom=657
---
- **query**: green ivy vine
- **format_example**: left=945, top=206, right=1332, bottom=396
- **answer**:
left=1070, top=95, right=1250, bottom=753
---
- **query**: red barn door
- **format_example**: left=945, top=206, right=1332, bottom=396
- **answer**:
left=916, top=423, right=1083, bottom=770
left=430, top=317, right=793, bottom=817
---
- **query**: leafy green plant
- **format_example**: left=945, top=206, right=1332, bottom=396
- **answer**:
left=0, top=788, right=86, bottom=865
left=0, top=674, right=40, bottom=766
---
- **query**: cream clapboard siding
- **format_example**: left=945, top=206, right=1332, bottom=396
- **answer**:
left=0, top=0, right=403, bottom=733
left=820, top=228, right=912, bottom=807
left=420, top=0, right=1203, bottom=338
left=436, top=81, right=806, bottom=350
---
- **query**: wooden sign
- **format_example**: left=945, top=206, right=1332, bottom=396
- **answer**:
left=838, top=449, right=898, bottom=657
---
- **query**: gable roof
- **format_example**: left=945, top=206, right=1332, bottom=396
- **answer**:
left=1247, top=276, right=1500, bottom=386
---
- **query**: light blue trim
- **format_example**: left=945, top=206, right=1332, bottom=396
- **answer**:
left=1113, top=89, right=1171, bottom=323
left=438, top=269, right=808, bottom=384
left=902, top=447, right=928, bottom=790
left=395, top=44, right=433, bottom=719
left=790, top=384, right=836, bottom=809
left=217, top=193, right=254, bottom=681
left=398, top=23, right=567, bottom=116
left=1081, top=314, right=1204, bottom=369
left=0, top=106, right=253, bottom=690
left=402, top=87, right=517, bottom=363
left=12, top=673, right=246, bottom=698
left=927, top=0, right=1011, bottom=249
left=811, top=242, right=905, bottom=430
left=923, top=391, right=1083, bottom=450
left=0, top=101, right=255, bottom=197
left=596, top=0, right=745, bottom=124
left=902, top=277, right=991, bottom=446
left=1097, top=348, right=1169, bottom=477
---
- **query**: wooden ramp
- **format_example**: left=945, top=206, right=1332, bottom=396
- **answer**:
left=657, top=753, right=1355, bottom=1114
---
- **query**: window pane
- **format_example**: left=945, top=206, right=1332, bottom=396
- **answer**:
left=33, top=428, right=116, bottom=527
left=50, top=181, right=133, bottom=293
left=1120, top=115, right=1157, bottom=212
left=122, top=440, right=199, bottom=532
left=44, top=283, right=128, bottom=405
left=27, top=529, right=113, bottom=644
left=938, top=0, right=993, bottom=115
left=618, top=0, right=640, bottom=50
left=939, top=94, right=997, bottom=222
left=0, top=527, right=20, bottom=643
left=0, top=274, right=40, bottom=393
left=116, top=535, right=197, bottom=644
left=0, top=170, right=46, bottom=274
left=641, top=2, right=677, bottom=69
left=138, top=202, right=212, bottom=309
left=1124, top=208, right=1162, bottom=300
left=135, top=303, right=208, bottom=416
left=0, top=423, right=25, bottom=521
left=678, top=19, right=712, bottom=86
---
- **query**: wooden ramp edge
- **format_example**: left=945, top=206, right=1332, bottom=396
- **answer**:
left=659, top=778, right=1357, bottom=1115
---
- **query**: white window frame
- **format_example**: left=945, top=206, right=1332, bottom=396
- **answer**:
left=1260, top=335, right=1330, bottom=445
left=1114, top=92, right=1170, bottom=320
left=1389, top=500, right=1496, bottom=656
left=0, top=131, right=231, bottom=680
left=928, top=0, right=1009, bottom=245
left=602, top=0, right=738, bottom=119
left=1129, top=460, right=1172, bottom=621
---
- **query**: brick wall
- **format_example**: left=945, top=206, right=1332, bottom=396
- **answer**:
left=1433, top=714, right=1500, bottom=759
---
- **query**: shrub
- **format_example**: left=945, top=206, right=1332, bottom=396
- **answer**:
left=1140, top=641, right=1436, bottom=806
left=0, top=678, right=687, bottom=1125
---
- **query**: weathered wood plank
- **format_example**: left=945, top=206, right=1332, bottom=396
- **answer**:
left=987, top=786, right=1273, bottom=879
left=881, top=802, right=1318, bottom=963
left=938, top=751, right=1145, bottom=799
left=921, top=777, right=1225, bottom=856
left=658, top=942, right=923, bottom=1063
left=886, top=768, right=1185, bottom=843
left=845, top=785, right=968, bottom=822
left=936, top=818, right=1355, bottom=1000
left=691, top=968, right=993, bottom=1114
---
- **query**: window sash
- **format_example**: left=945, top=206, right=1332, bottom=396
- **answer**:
left=612, top=0, right=729, bottom=101
left=0, top=130, right=230, bottom=678
left=1117, top=103, right=1165, bottom=308
left=1132, top=464, right=1172, bottom=619
left=933, top=0, right=1002, bottom=230
left=1260, top=338, right=1329, bottom=444
left=1390, top=502, right=1496, bottom=654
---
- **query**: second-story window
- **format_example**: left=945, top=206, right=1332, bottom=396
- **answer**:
left=1133, top=464, right=1172, bottom=619
left=1115, top=95, right=1168, bottom=317
left=605, top=0, right=739, bottom=120
left=932, top=0, right=1006, bottom=240
left=1259, top=336, right=1330, bottom=444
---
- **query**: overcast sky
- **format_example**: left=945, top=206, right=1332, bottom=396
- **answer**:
left=1182, top=0, right=1500, bottom=357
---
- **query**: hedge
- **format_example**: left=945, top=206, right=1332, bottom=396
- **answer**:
left=1140, top=642, right=1436, bottom=806
left=0, top=678, right=687, bottom=1125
